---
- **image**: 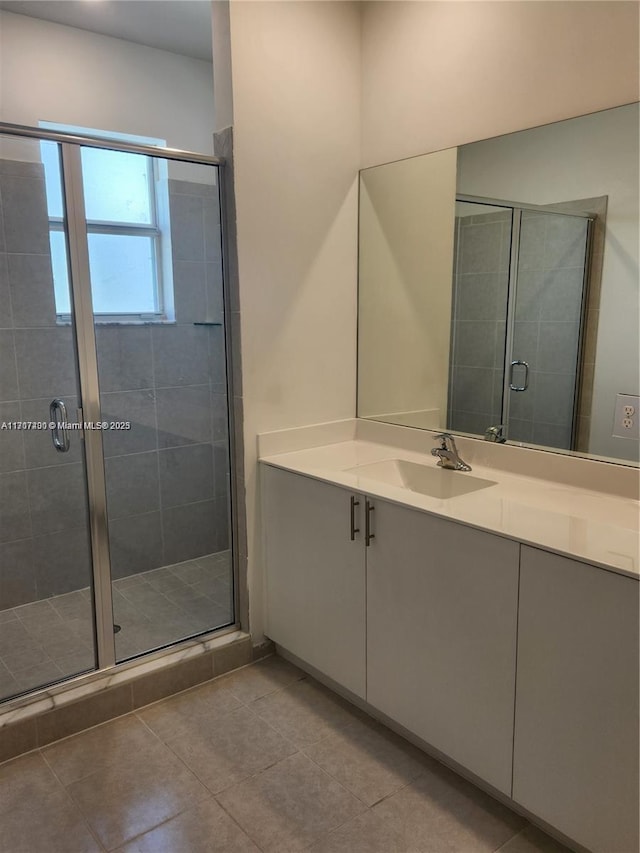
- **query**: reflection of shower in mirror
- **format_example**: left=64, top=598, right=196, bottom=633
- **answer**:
left=448, top=196, right=595, bottom=453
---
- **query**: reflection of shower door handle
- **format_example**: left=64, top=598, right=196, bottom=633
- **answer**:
left=50, top=399, right=70, bottom=452
left=509, top=360, right=529, bottom=392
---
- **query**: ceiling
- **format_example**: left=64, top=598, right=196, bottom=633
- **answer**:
left=0, top=0, right=213, bottom=61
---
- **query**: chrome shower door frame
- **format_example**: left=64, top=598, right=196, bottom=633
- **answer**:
left=0, top=121, right=235, bottom=676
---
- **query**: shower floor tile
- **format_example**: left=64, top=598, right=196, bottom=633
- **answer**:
left=0, top=551, right=233, bottom=703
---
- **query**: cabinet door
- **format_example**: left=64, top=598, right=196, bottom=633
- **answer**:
left=367, top=499, right=519, bottom=795
left=262, top=465, right=366, bottom=698
left=513, top=547, right=639, bottom=853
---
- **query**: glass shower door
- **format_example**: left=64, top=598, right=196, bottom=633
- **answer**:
left=80, top=150, right=234, bottom=662
left=508, top=210, right=590, bottom=449
left=0, top=135, right=97, bottom=700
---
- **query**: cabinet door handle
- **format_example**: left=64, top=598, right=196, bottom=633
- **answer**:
left=350, top=496, right=360, bottom=540
left=365, top=499, right=375, bottom=547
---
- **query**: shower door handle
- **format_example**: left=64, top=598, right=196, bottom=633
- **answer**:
left=509, top=360, right=529, bottom=392
left=49, top=399, right=70, bottom=453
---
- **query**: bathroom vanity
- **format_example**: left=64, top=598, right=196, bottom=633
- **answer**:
left=259, top=421, right=639, bottom=853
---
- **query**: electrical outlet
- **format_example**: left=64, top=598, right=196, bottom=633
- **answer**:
left=613, top=394, right=640, bottom=440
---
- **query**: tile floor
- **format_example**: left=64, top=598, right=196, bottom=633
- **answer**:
left=0, top=552, right=233, bottom=702
left=0, top=654, right=572, bottom=853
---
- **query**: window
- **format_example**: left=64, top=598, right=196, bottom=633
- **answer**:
left=40, top=124, right=174, bottom=323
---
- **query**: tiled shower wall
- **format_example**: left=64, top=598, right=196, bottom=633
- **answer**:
left=0, top=158, right=230, bottom=607
left=448, top=210, right=511, bottom=436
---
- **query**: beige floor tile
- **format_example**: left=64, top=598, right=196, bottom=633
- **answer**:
left=497, top=824, right=573, bottom=853
left=137, top=679, right=242, bottom=741
left=305, top=717, right=427, bottom=806
left=218, top=654, right=306, bottom=704
left=115, top=797, right=259, bottom=853
left=66, top=742, right=210, bottom=850
left=372, top=761, right=525, bottom=853
left=250, top=677, right=366, bottom=749
left=307, top=808, right=410, bottom=853
left=43, top=715, right=161, bottom=786
left=165, top=704, right=297, bottom=793
left=0, top=753, right=101, bottom=853
left=217, top=752, right=366, bottom=853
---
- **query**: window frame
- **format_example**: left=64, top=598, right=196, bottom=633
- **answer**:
left=41, top=123, right=174, bottom=325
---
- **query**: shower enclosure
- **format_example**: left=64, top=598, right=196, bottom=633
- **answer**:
left=448, top=196, right=593, bottom=449
left=0, top=124, right=235, bottom=703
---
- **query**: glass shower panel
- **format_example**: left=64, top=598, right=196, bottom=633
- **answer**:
left=509, top=211, right=589, bottom=449
left=448, top=201, right=512, bottom=435
left=85, top=152, right=233, bottom=662
left=0, top=135, right=97, bottom=700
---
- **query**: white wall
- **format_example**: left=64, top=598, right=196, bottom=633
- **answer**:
left=359, top=149, right=457, bottom=426
left=226, top=0, right=361, bottom=641
left=0, top=11, right=215, bottom=152
left=457, top=104, right=639, bottom=461
left=360, top=1, right=639, bottom=168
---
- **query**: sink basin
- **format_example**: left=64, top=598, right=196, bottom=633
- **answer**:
left=346, top=459, right=497, bottom=499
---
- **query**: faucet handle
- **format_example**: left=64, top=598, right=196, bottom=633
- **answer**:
left=433, top=432, right=453, bottom=448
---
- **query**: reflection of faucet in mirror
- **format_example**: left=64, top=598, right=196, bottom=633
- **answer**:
left=431, top=433, right=472, bottom=471
left=484, top=424, right=506, bottom=443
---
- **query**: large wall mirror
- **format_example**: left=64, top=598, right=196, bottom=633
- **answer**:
left=357, top=103, right=639, bottom=465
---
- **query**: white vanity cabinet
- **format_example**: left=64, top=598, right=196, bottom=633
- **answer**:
left=513, top=547, right=639, bottom=853
left=263, top=465, right=367, bottom=698
left=366, top=498, right=520, bottom=796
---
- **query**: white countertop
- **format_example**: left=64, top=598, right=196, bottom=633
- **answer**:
left=260, top=437, right=640, bottom=579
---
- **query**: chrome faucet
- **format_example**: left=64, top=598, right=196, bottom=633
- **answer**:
left=431, top=433, right=472, bottom=471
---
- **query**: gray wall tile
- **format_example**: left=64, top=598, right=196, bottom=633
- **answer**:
left=156, top=385, right=212, bottom=448
left=0, top=401, right=25, bottom=472
left=211, top=392, right=229, bottom=442
left=539, top=268, right=584, bottom=322
left=159, top=444, right=214, bottom=509
left=205, top=262, right=224, bottom=323
left=95, top=327, right=153, bottom=392
left=7, top=253, right=56, bottom=327
left=170, top=193, right=204, bottom=262
left=32, top=528, right=93, bottom=598
left=105, top=451, right=160, bottom=520
left=14, top=328, right=77, bottom=399
left=451, top=366, right=494, bottom=414
left=531, top=421, right=572, bottom=450
left=458, top=221, right=505, bottom=274
left=0, top=254, right=12, bottom=328
left=533, top=372, right=576, bottom=426
left=543, top=215, right=588, bottom=269
left=173, top=261, right=207, bottom=324
left=101, top=390, right=157, bottom=457
left=162, top=500, right=216, bottom=565
left=213, top=441, right=230, bottom=499
left=454, top=273, right=506, bottom=322
left=0, top=539, right=35, bottom=608
left=508, top=419, right=534, bottom=443
left=0, top=471, right=31, bottom=543
left=27, top=462, right=88, bottom=536
left=152, top=325, right=210, bottom=387
left=514, top=271, right=543, bottom=322
left=108, top=511, right=163, bottom=579
left=0, top=174, right=50, bottom=254
left=511, top=322, right=538, bottom=364
left=208, top=325, right=228, bottom=394
left=0, top=331, right=19, bottom=401
left=453, top=322, right=496, bottom=368
left=536, top=322, right=580, bottom=374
